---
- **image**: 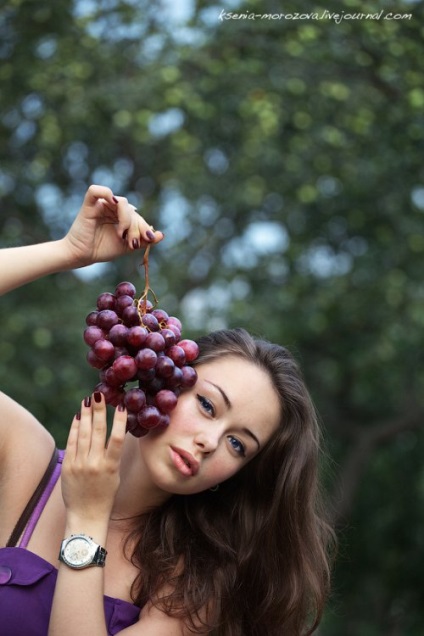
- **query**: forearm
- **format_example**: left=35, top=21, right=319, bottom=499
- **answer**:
left=0, top=238, right=75, bottom=295
left=48, top=519, right=109, bottom=636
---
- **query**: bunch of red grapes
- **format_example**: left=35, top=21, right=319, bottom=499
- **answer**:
left=84, top=281, right=199, bottom=437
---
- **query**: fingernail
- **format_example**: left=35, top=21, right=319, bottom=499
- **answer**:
left=84, top=396, right=91, bottom=407
left=118, top=404, right=126, bottom=412
left=113, top=196, right=119, bottom=204
left=132, top=238, right=139, bottom=250
left=122, top=229, right=128, bottom=240
left=76, top=411, right=81, bottom=420
left=94, top=391, right=102, bottom=403
left=146, top=230, right=155, bottom=241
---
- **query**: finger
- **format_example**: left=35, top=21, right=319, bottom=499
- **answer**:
left=115, top=200, right=163, bottom=250
left=126, top=217, right=164, bottom=250
left=106, top=405, right=127, bottom=464
left=89, top=391, right=108, bottom=456
left=76, top=395, right=94, bottom=457
left=83, top=184, right=118, bottom=209
left=64, top=412, right=81, bottom=462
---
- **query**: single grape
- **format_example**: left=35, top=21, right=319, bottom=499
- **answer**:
left=146, top=376, right=165, bottom=394
left=126, top=412, right=149, bottom=437
left=87, top=349, right=106, bottom=369
left=122, top=305, right=141, bottom=327
left=124, top=388, right=146, bottom=413
left=152, top=308, right=169, bottom=324
left=104, top=366, right=124, bottom=387
left=113, top=346, right=130, bottom=360
left=155, top=389, right=178, bottom=413
left=167, top=316, right=182, bottom=331
left=160, top=328, right=176, bottom=348
left=166, top=366, right=183, bottom=388
left=181, top=365, right=198, bottom=388
left=97, top=292, right=116, bottom=310
left=141, top=314, right=160, bottom=332
left=137, top=405, right=162, bottom=429
left=167, top=345, right=186, bottom=367
left=157, top=413, right=171, bottom=429
left=115, top=281, right=136, bottom=298
left=86, top=311, right=99, bottom=326
left=108, top=324, right=129, bottom=346
left=93, top=339, right=115, bottom=362
left=97, top=309, right=119, bottom=331
left=178, top=339, right=200, bottom=362
left=155, top=355, right=175, bottom=378
left=145, top=331, right=165, bottom=352
left=84, top=326, right=104, bottom=346
left=115, top=295, right=135, bottom=317
left=166, top=324, right=181, bottom=342
left=95, top=382, right=125, bottom=407
left=135, top=348, right=157, bottom=370
left=127, top=325, right=148, bottom=349
left=112, top=355, right=138, bottom=382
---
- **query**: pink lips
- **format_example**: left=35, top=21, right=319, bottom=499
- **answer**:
left=170, top=447, right=200, bottom=477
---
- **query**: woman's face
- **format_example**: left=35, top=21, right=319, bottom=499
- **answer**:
left=138, top=355, right=281, bottom=495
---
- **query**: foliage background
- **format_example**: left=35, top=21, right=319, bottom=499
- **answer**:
left=1, top=0, right=424, bottom=633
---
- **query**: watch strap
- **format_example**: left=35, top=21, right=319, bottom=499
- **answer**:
left=93, top=545, right=107, bottom=567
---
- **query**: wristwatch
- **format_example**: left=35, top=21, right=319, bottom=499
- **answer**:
left=59, top=533, right=107, bottom=569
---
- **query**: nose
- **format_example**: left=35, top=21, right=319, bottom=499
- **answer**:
left=194, top=429, right=221, bottom=454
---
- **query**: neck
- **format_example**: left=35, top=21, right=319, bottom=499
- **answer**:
left=111, top=433, right=171, bottom=520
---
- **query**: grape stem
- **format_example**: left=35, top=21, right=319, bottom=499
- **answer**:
left=137, top=245, right=159, bottom=316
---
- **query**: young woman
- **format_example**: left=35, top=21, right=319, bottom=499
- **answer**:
left=0, top=185, right=334, bottom=635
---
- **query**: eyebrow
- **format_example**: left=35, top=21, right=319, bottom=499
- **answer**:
left=205, top=381, right=261, bottom=450
left=205, top=380, right=232, bottom=409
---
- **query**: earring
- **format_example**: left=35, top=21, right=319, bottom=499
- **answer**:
left=209, top=484, right=219, bottom=492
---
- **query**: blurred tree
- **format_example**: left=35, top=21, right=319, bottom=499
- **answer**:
left=1, top=0, right=424, bottom=632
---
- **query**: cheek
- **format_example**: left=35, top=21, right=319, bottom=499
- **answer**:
left=167, top=396, right=197, bottom=432
left=203, top=454, right=240, bottom=484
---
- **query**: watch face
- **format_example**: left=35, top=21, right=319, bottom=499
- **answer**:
left=63, top=536, right=95, bottom=567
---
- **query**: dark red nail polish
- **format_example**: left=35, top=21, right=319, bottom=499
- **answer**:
left=146, top=230, right=155, bottom=241
left=132, top=238, right=139, bottom=250
left=84, top=396, right=91, bottom=407
left=94, top=391, right=102, bottom=403
left=118, top=404, right=126, bottom=412
left=76, top=411, right=81, bottom=420
left=122, top=229, right=128, bottom=240
left=113, top=196, right=119, bottom=204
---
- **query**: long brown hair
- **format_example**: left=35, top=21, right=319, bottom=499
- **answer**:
left=127, top=328, right=335, bottom=635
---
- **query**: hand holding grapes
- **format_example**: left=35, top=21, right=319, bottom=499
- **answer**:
left=63, top=184, right=164, bottom=269
left=61, top=392, right=127, bottom=524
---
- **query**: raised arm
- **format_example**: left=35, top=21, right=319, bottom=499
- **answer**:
left=0, top=185, right=163, bottom=296
left=48, top=395, right=188, bottom=636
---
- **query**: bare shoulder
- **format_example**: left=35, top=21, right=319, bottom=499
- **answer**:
left=0, top=391, right=54, bottom=461
left=0, top=391, right=55, bottom=545
left=131, top=583, right=209, bottom=636
left=135, top=601, right=189, bottom=635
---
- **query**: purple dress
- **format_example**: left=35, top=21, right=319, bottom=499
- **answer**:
left=0, top=449, right=140, bottom=635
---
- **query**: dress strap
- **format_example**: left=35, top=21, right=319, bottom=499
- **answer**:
left=6, top=448, right=64, bottom=548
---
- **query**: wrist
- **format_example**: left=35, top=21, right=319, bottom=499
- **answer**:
left=38, top=238, right=82, bottom=273
left=64, top=518, right=109, bottom=547
left=58, top=236, right=90, bottom=270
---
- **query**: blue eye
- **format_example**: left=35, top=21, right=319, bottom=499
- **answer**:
left=228, top=436, right=246, bottom=457
left=197, top=394, right=215, bottom=416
